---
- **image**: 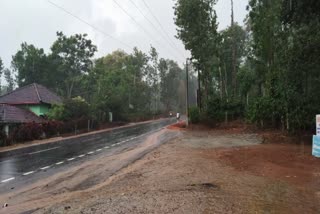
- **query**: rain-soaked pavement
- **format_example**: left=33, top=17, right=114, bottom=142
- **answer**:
left=0, top=118, right=175, bottom=193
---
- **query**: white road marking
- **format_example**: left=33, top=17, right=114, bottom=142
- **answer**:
left=40, top=166, right=50, bottom=170
left=104, top=146, right=110, bottom=149
left=67, top=158, right=75, bottom=161
left=96, top=149, right=102, bottom=152
left=87, top=151, right=94, bottom=155
left=78, top=154, right=85, bottom=158
left=1, top=177, right=15, bottom=183
left=23, top=171, right=34, bottom=176
left=111, top=144, right=116, bottom=147
left=56, top=161, right=64, bottom=165
left=28, top=147, right=60, bottom=155
left=116, top=142, right=120, bottom=145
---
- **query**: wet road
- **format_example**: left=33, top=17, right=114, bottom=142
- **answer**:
left=0, top=118, right=175, bottom=193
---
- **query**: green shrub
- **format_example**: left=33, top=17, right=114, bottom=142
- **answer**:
left=189, top=106, right=200, bottom=124
left=48, top=96, right=90, bottom=121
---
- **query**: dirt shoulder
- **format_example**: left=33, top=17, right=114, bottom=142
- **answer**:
left=1, top=125, right=320, bottom=213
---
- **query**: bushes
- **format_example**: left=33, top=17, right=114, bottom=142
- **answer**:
left=48, top=96, right=90, bottom=121
left=42, top=121, right=63, bottom=137
left=189, top=106, right=200, bottom=124
left=205, top=98, right=225, bottom=121
left=7, top=121, right=62, bottom=144
left=204, top=98, right=243, bottom=123
left=12, top=122, right=43, bottom=142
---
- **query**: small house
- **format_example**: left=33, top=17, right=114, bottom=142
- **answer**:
left=0, top=104, right=46, bottom=135
left=0, top=83, right=62, bottom=135
left=0, top=83, right=62, bottom=116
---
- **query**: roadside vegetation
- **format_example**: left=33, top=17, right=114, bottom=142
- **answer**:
left=175, top=0, right=320, bottom=132
left=0, top=1, right=319, bottom=146
left=0, top=32, right=198, bottom=146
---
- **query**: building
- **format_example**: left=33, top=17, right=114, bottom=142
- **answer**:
left=0, top=83, right=62, bottom=116
left=0, top=104, right=46, bottom=135
left=0, top=83, right=62, bottom=135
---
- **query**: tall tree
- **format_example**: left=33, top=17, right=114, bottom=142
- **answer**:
left=147, top=46, right=160, bottom=113
left=159, top=59, right=183, bottom=112
left=50, top=32, right=97, bottom=98
left=4, top=68, right=15, bottom=93
left=0, top=58, right=3, bottom=94
left=220, top=24, right=246, bottom=99
left=230, top=0, right=238, bottom=96
left=0, top=58, right=3, bottom=72
left=174, top=0, right=219, bottom=106
left=12, top=43, right=50, bottom=87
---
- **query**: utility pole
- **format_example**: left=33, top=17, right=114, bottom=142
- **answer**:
left=186, top=59, right=189, bottom=126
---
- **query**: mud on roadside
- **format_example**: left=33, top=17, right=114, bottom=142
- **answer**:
left=2, top=124, right=320, bottom=214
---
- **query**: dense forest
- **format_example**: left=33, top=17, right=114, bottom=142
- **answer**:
left=0, top=32, right=198, bottom=123
left=174, top=0, right=320, bottom=132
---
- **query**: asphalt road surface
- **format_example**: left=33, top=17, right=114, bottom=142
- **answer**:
left=0, top=118, right=175, bottom=194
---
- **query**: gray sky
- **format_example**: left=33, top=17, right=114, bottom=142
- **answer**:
left=0, top=0, right=248, bottom=68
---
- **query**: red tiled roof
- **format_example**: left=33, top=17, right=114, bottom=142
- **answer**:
left=0, top=104, right=46, bottom=123
left=0, top=83, right=62, bottom=105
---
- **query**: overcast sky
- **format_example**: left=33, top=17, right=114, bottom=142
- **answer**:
left=0, top=0, right=248, bottom=68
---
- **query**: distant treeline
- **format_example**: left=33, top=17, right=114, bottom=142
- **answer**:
left=0, top=32, right=198, bottom=122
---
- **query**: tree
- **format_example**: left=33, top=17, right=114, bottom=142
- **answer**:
left=12, top=43, right=50, bottom=87
left=0, top=58, right=3, bottom=94
left=50, top=32, right=97, bottom=98
left=220, top=24, right=246, bottom=99
left=174, top=0, right=220, bottom=106
left=244, top=0, right=320, bottom=131
left=48, top=96, right=89, bottom=121
left=0, top=58, right=3, bottom=72
left=146, top=46, right=160, bottom=113
left=90, top=50, right=149, bottom=121
left=3, top=68, right=15, bottom=93
left=159, top=59, right=183, bottom=112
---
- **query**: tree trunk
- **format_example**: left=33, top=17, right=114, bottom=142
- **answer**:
left=66, top=79, right=75, bottom=99
left=246, top=92, right=249, bottom=106
left=224, top=63, right=229, bottom=101
left=197, top=70, right=201, bottom=109
left=219, top=66, right=223, bottom=100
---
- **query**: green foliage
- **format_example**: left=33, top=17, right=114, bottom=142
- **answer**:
left=12, top=43, right=51, bottom=87
left=50, top=32, right=97, bottom=98
left=47, top=104, right=65, bottom=121
left=205, top=98, right=225, bottom=121
left=220, top=24, right=247, bottom=97
left=89, top=48, right=187, bottom=122
left=6, top=30, right=190, bottom=124
left=0, top=58, right=3, bottom=73
left=189, top=106, right=200, bottom=124
left=160, top=59, right=182, bottom=112
left=174, top=0, right=219, bottom=105
left=48, top=96, right=89, bottom=121
left=246, top=97, right=273, bottom=124
left=3, top=68, right=15, bottom=93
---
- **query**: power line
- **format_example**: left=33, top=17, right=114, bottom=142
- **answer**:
left=112, top=0, right=184, bottom=61
left=48, top=0, right=184, bottom=62
left=140, top=0, right=186, bottom=58
left=127, top=0, right=185, bottom=59
left=47, top=0, right=132, bottom=50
